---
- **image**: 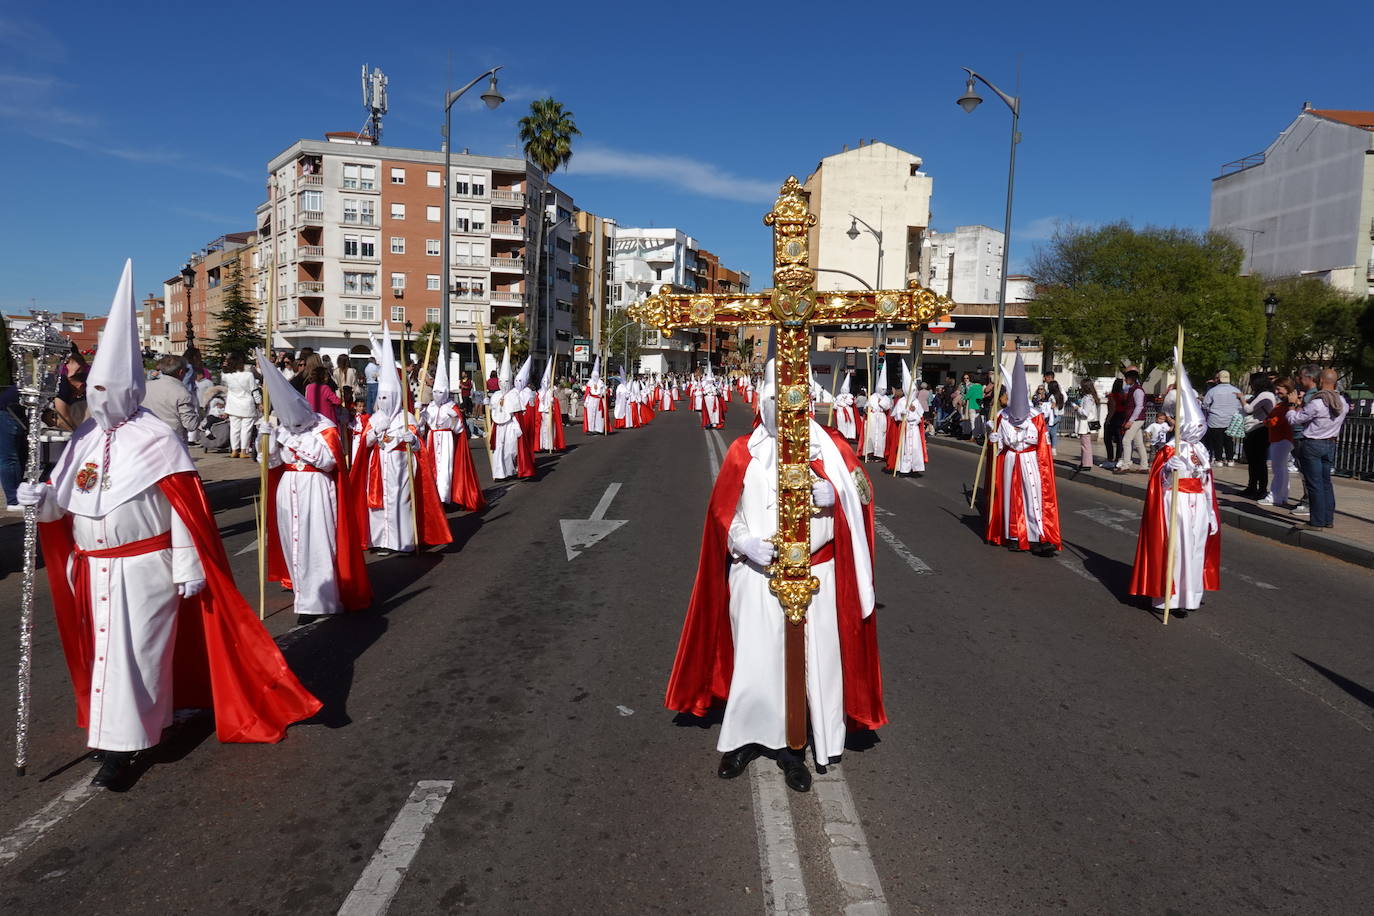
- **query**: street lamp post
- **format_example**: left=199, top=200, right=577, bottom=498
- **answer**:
left=180, top=261, right=197, bottom=353
left=441, top=67, right=505, bottom=364
left=1263, top=293, right=1279, bottom=370
left=847, top=214, right=885, bottom=378
left=957, top=65, right=1020, bottom=405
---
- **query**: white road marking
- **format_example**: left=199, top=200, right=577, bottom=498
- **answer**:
left=1056, top=554, right=1099, bottom=583
left=615, top=705, right=634, bottom=717
left=0, top=766, right=100, bottom=867
left=337, top=780, right=454, bottom=916
left=705, top=428, right=723, bottom=479
left=234, top=537, right=258, bottom=557
left=589, top=482, right=621, bottom=521
left=813, top=767, right=890, bottom=915
left=874, top=521, right=934, bottom=575
left=1076, top=506, right=1137, bottom=535
left=751, top=765, right=812, bottom=915
left=559, top=483, right=628, bottom=561
left=1220, top=567, right=1279, bottom=590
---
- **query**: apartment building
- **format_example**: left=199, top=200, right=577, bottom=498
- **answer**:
left=608, top=227, right=751, bottom=374
left=572, top=211, right=616, bottom=377
left=163, top=231, right=256, bottom=352
left=926, top=225, right=1004, bottom=304
left=139, top=294, right=168, bottom=354
left=1211, top=104, right=1374, bottom=293
left=257, top=133, right=572, bottom=367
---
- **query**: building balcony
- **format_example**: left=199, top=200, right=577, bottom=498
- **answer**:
left=298, top=210, right=325, bottom=227
left=279, top=316, right=326, bottom=329
left=490, top=256, right=525, bottom=273
left=453, top=188, right=488, bottom=200
left=490, top=291, right=525, bottom=304
left=453, top=255, right=487, bottom=268
left=297, top=174, right=323, bottom=188
left=490, top=222, right=524, bottom=240
left=454, top=291, right=489, bottom=303
left=297, top=246, right=325, bottom=261
left=296, top=281, right=325, bottom=296
left=490, top=189, right=525, bottom=207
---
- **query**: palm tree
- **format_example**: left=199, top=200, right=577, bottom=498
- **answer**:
left=518, top=99, right=581, bottom=356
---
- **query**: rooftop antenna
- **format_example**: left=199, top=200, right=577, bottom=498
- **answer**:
left=360, top=64, right=389, bottom=144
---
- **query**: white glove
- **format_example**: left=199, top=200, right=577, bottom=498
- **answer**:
left=16, top=482, right=47, bottom=507
left=1164, top=455, right=1189, bottom=475
left=812, top=480, right=836, bottom=508
left=735, top=535, right=776, bottom=566
left=177, top=578, right=207, bottom=598
left=276, top=430, right=300, bottom=452
left=400, top=431, right=418, bottom=446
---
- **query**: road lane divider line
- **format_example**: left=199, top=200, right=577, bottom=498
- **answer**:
left=1055, top=554, right=1099, bottom=583
left=1079, top=509, right=1280, bottom=591
left=337, top=780, right=454, bottom=916
left=751, top=765, right=812, bottom=915
left=0, top=765, right=100, bottom=867
left=874, top=521, right=934, bottom=575
left=813, top=767, right=890, bottom=915
left=705, top=428, right=723, bottom=480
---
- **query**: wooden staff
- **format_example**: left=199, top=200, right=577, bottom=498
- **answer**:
left=473, top=320, right=496, bottom=472
left=969, top=368, right=1003, bottom=510
left=400, top=327, right=421, bottom=554
left=827, top=360, right=840, bottom=427
left=1162, top=325, right=1186, bottom=626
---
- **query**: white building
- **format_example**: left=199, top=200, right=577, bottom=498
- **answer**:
left=926, top=225, right=1004, bottom=304
left=1210, top=105, right=1374, bottom=294
left=805, top=140, right=933, bottom=292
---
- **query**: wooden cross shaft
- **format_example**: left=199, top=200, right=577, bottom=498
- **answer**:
left=630, top=176, right=955, bottom=748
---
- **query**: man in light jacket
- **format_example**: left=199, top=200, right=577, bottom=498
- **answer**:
left=141, top=355, right=199, bottom=441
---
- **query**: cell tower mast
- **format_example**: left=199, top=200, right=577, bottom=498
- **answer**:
left=360, top=64, right=389, bottom=144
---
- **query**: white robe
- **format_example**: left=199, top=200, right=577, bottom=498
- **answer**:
left=584, top=382, right=607, bottom=433
left=424, top=401, right=463, bottom=500
left=1155, top=441, right=1218, bottom=611
left=891, top=396, right=926, bottom=473
left=37, top=487, right=204, bottom=751
left=991, top=414, right=1047, bottom=544
left=861, top=396, right=891, bottom=458
left=702, top=386, right=722, bottom=427
left=537, top=389, right=557, bottom=450
left=835, top=394, right=858, bottom=440
left=717, top=425, right=873, bottom=766
left=366, top=412, right=419, bottom=551
left=490, top=390, right=522, bottom=480
left=269, top=419, right=342, bottom=615
left=691, top=382, right=703, bottom=412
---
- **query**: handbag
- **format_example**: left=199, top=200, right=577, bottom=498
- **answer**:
left=1225, top=411, right=1247, bottom=439
left=1088, top=420, right=1101, bottom=432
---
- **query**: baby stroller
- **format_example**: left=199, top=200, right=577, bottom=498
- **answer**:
left=200, top=388, right=231, bottom=453
left=935, top=410, right=962, bottom=438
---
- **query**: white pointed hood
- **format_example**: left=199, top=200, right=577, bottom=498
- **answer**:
left=498, top=345, right=513, bottom=392
left=86, top=259, right=144, bottom=431
left=875, top=358, right=888, bottom=397
left=900, top=358, right=914, bottom=398
left=589, top=356, right=601, bottom=384
left=257, top=350, right=317, bottom=432
left=514, top=355, right=533, bottom=391
left=431, top=344, right=451, bottom=405
left=539, top=357, right=554, bottom=393
left=373, top=321, right=403, bottom=417
left=840, top=369, right=852, bottom=396
left=759, top=355, right=778, bottom=436
left=1005, top=352, right=1031, bottom=425
left=1173, top=347, right=1205, bottom=444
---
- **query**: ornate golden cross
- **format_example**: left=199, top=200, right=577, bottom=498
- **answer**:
left=630, top=176, right=955, bottom=748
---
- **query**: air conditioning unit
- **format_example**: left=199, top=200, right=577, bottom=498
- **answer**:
left=392, top=287, right=404, bottom=297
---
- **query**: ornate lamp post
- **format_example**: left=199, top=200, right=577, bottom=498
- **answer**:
left=1263, top=293, right=1279, bottom=370
left=8, top=311, right=72, bottom=775
left=180, top=261, right=197, bottom=353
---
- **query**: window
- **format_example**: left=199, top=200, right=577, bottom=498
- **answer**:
left=957, top=337, right=973, bottom=348
left=360, top=236, right=376, bottom=258
left=389, top=306, right=405, bottom=323
left=390, top=236, right=406, bottom=254
left=426, top=170, right=441, bottom=188
left=611, top=284, right=623, bottom=302
left=343, top=234, right=359, bottom=258
left=426, top=205, right=440, bottom=222
left=924, top=336, right=939, bottom=347
left=426, top=308, right=440, bottom=323
left=426, top=239, right=440, bottom=256
left=343, top=199, right=359, bottom=223
left=453, top=209, right=470, bottom=232
left=454, top=174, right=470, bottom=196
left=390, top=202, right=406, bottom=220
left=343, top=271, right=377, bottom=295
left=342, top=163, right=376, bottom=190
left=555, top=237, right=572, bottom=253
left=390, top=272, right=406, bottom=290
left=983, top=288, right=989, bottom=300
left=390, top=167, right=406, bottom=184
left=472, top=174, right=486, bottom=196
left=986, top=241, right=992, bottom=254
left=426, top=274, right=441, bottom=290
left=556, top=268, right=571, bottom=282
left=343, top=302, right=378, bottom=321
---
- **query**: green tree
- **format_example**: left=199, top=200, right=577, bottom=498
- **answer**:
left=413, top=321, right=441, bottom=369
left=213, top=261, right=258, bottom=361
left=488, top=315, right=529, bottom=365
left=519, top=98, right=581, bottom=351
left=1028, top=223, right=1264, bottom=378
left=1262, top=277, right=1368, bottom=382
left=600, top=318, right=641, bottom=375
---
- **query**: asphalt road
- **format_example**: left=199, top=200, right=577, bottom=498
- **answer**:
left=0, top=405, right=1371, bottom=915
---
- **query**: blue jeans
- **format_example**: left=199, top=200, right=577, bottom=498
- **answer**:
left=0, top=411, right=24, bottom=505
left=1295, top=438, right=1336, bottom=526
left=365, top=382, right=378, bottom=414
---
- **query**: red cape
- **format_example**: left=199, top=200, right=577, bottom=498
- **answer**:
left=349, top=415, right=454, bottom=548
left=1129, top=446, right=1221, bottom=598
left=537, top=398, right=567, bottom=452
left=883, top=414, right=928, bottom=472
left=582, top=388, right=608, bottom=433
left=266, top=425, right=373, bottom=611
left=641, top=399, right=656, bottom=424
left=426, top=420, right=488, bottom=513
left=664, top=427, right=885, bottom=730
left=38, top=472, right=322, bottom=742
left=517, top=404, right=538, bottom=478
left=983, top=413, right=1061, bottom=548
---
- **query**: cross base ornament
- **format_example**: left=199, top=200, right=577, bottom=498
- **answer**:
left=630, top=177, right=955, bottom=748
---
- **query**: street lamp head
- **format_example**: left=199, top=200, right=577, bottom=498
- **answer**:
left=1264, top=293, right=1279, bottom=317
left=180, top=262, right=195, bottom=288
left=480, top=74, right=504, bottom=110
left=846, top=218, right=860, bottom=241
left=957, top=77, right=983, bottom=113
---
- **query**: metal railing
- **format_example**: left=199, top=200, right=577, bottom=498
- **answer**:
left=1335, top=416, right=1374, bottom=480
left=453, top=255, right=487, bottom=267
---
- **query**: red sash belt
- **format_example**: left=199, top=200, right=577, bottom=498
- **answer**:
left=285, top=463, right=325, bottom=473
left=811, top=542, right=835, bottom=565
left=73, top=531, right=174, bottom=608
left=1176, top=477, right=1205, bottom=493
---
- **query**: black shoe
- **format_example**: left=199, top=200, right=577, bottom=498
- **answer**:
left=778, top=756, right=812, bottom=792
left=718, top=744, right=761, bottom=779
left=295, top=613, right=320, bottom=628
left=90, top=750, right=136, bottom=789
left=1031, top=542, right=1058, bottom=557
left=1170, top=608, right=1189, bottom=619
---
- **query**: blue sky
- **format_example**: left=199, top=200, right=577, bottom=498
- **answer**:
left=0, top=0, right=1365, bottom=315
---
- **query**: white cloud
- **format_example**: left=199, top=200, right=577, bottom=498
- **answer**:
left=564, top=146, right=777, bottom=203
left=0, top=17, right=67, bottom=62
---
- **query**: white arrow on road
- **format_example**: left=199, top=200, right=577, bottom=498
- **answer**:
left=235, top=538, right=259, bottom=557
left=560, top=483, right=626, bottom=561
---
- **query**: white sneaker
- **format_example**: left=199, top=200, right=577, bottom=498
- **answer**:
left=1257, top=495, right=1274, bottom=506
left=1292, top=504, right=1310, bottom=516
left=6, top=504, right=21, bottom=513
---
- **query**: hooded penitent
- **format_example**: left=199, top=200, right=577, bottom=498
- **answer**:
left=373, top=322, right=404, bottom=417
left=1172, top=347, right=1205, bottom=445
left=874, top=358, right=888, bottom=397
left=589, top=356, right=601, bottom=385
left=431, top=345, right=452, bottom=406
left=540, top=357, right=554, bottom=393
left=86, top=259, right=144, bottom=432
left=840, top=369, right=852, bottom=397
left=1004, top=353, right=1031, bottom=426
left=758, top=355, right=778, bottom=436
left=514, top=355, right=533, bottom=392
left=256, top=350, right=317, bottom=433
left=900, top=358, right=914, bottom=400
left=498, top=345, right=513, bottom=392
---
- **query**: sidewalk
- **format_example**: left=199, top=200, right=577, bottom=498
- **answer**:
left=926, top=431, right=1374, bottom=570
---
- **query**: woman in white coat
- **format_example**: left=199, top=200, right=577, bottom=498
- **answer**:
left=221, top=352, right=259, bottom=458
left=1072, top=382, right=1106, bottom=470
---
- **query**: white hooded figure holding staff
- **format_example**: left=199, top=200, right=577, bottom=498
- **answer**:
left=860, top=359, right=891, bottom=461
left=834, top=370, right=861, bottom=442
left=536, top=357, right=566, bottom=452
left=582, top=357, right=608, bottom=434
left=888, top=359, right=928, bottom=475
left=421, top=345, right=487, bottom=512
left=984, top=353, right=1061, bottom=557
left=700, top=362, right=724, bottom=429
left=487, top=346, right=522, bottom=480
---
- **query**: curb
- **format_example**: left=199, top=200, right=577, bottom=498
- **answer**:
left=925, top=434, right=1374, bottom=570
